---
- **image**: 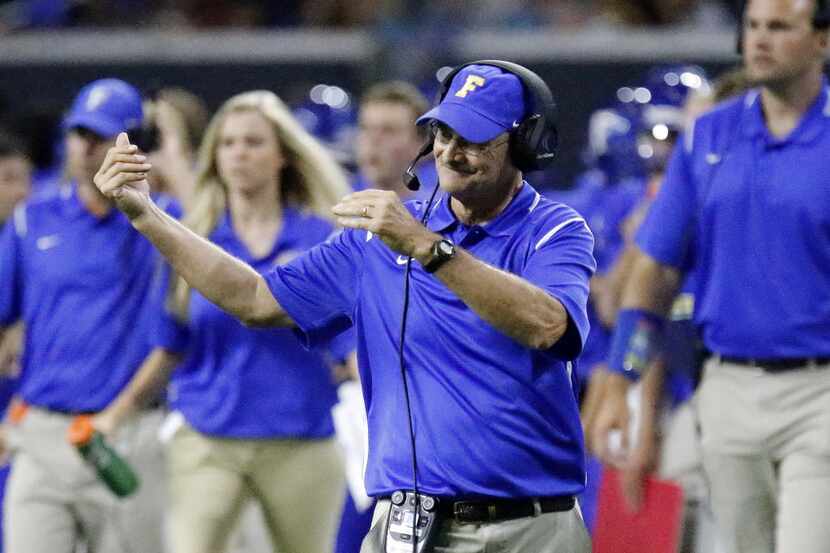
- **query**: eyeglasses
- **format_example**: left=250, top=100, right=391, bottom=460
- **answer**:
left=431, top=122, right=509, bottom=158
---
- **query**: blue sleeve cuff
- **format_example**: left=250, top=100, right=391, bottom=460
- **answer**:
left=607, top=308, right=665, bottom=381
left=266, top=267, right=353, bottom=350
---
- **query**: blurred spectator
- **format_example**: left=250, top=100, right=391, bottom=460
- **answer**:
left=157, top=87, right=210, bottom=154
left=590, top=53, right=764, bottom=553
left=0, top=130, right=31, bottom=225
left=0, top=129, right=30, bottom=553
left=0, top=77, right=169, bottom=553
left=0, top=93, right=63, bottom=197
left=142, top=86, right=210, bottom=206
left=95, top=90, right=350, bottom=553
left=353, top=80, right=432, bottom=197
left=0, top=127, right=30, bottom=386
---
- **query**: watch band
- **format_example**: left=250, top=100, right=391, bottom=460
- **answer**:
left=423, top=239, right=456, bottom=273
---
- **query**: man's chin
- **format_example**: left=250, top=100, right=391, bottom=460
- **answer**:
left=438, top=167, right=474, bottom=185
left=745, top=66, right=784, bottom=87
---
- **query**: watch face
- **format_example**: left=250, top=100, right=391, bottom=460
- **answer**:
left=438, top=241, right=454, bottom=255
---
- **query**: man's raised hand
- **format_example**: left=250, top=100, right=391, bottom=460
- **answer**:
left=94, top=132, right=153, bottom=220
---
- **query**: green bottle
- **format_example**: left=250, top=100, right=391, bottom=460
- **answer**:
left=68, top=415, right=140, bottom=498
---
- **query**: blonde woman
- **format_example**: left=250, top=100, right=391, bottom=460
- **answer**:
left=94, top=90, right=350, bottom=553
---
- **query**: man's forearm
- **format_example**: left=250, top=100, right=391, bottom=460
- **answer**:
left=133, top=202, right=291, bottom=327
left=108, top=348, right=180, bottom=421
left=432, top=249, right=569, bottom=350
left=620, top=248, right=682, bottom=315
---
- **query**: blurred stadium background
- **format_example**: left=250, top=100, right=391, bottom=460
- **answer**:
left=0, top=0, right=743, bottom=186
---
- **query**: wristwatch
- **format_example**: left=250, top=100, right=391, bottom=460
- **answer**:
left=423, top=238, right=456, bottom=273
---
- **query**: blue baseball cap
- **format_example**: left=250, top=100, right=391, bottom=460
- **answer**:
left=63, top=79, right=144, bottom=138
left=416, top=64, right=526, bottom=144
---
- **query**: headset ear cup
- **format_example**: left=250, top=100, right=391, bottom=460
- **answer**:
left=509, top=115, right=558, bottom=173
left=508, top=121, right=535, bottom=172
left=544, top=124, right=559, bottom=162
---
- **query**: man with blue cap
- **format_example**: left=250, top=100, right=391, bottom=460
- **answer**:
left=594, top=1, right=830, bottom=552
left=95, top=62, right=594, bottom=552
left=0, top=78, right=170, bottom=552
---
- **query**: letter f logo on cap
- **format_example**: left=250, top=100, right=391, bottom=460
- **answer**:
left=455, top=75, right=486, bottom=98
left=86, top=87, right=111, bottom=111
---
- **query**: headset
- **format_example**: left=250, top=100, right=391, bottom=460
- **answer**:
left=736, top=0, right=830, bottom=54
left=404, top=59, right=559, bottom=191
left=395, top=60, right=561, bottom=551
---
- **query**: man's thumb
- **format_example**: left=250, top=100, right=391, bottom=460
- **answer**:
left=116, top=132, right=131, bottom=147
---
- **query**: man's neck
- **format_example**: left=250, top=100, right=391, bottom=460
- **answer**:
left=450, top=173, right=523, bottom=227
left=760, top=67, right=824, bottom=138
left=76, top=180, right=113, bottom=217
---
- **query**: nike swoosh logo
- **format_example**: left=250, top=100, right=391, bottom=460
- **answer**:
left=36, top=234, right=61, bottom=251
left=396, top=255, right=410, bottom=266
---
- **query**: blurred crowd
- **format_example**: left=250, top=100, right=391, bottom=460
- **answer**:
left=0, top=0, right=739, bottom=32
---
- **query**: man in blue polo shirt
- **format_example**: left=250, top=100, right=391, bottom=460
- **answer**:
left=95, top=61, right=595, bottom=552
left=593, top=1, right=830, bottom=552
left=0, top=79, right=168, bottom=553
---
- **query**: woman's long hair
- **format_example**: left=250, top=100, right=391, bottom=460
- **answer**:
left=170, top=90, right=350, bottom=318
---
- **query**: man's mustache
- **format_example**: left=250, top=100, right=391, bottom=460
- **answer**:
left=442, top=161, right=475, bottom=175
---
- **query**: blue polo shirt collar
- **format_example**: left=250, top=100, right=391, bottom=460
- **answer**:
left=742, top=79, right=830, bottom=145
left=426, top=181, right=540, bottom=237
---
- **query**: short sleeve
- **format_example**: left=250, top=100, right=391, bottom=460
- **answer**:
left=264, top=228, right=363, bottom=348
left=635, top=136, right=697, bottom=269
left=324, top=326, right=356, bottom=363
left=0, top=211, right=25, bottom=325
left=523, top=215, right=596, bottom=359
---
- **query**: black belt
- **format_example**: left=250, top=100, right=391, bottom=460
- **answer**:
left=437, top=496, right=575, bottom=523
left=718, top=355, right=830, bottom=372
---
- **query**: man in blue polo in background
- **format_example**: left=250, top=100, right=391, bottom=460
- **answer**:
left=0, top=79, right=169, bottom=553
left=95, top=60, right=595, bottom=552
left=593, top=1, right=830, bottom=552
left=0, top=130, right=32, bottom=553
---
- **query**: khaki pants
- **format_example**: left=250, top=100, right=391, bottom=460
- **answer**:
left=168, top=423, right=345, bottom=553
left=360, top=499, right=591, bottom=553
left=658, top=398, right=725, bottom=553
left=697, top=360, right=830, bottom=553
left=3, top=407, right=167, bottom=553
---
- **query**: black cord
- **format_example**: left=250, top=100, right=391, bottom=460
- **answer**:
left=398, top=179, right=442, bottom=552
